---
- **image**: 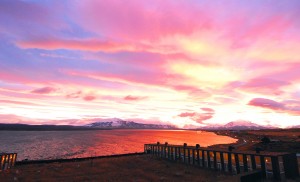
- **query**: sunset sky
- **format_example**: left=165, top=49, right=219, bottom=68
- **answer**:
left=1, top=0, right=300, bottom=128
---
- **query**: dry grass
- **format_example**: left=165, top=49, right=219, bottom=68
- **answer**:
left=1, top=154, right=237, bottom=182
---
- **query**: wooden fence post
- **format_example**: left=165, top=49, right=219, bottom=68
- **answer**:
left=283, top=153, right=300, bottom=179
left=188, top=149, right=191, bottom=164
left=260, top=156, right=266, bottom=178
left=220, top=152, right=225, bottom=171
left=183, top=148, right=186, bottom=163
left=251, top=155, right=256, bottom=170
left=192, top=149, right=195, bottom=165
left=228, top=153, right=232, bottom=173
left=213, top=151, right=217, bottom=170
left=197, top=149, right=200, bottom=166
left=243, top=154, right=248, bottom=172
left=271, top=156, right=281, bottom=181
left=207, top=151, right=211, bottom=168
left=235, top=153, right=241, bottom=174
left=202, top=150, right=205, bottom=167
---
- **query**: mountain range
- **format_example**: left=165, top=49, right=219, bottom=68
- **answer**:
left=1, top=119, right=298, bottom=131
left=85, top=118, right=176, bottom=129
left=200, top=120, right=278, bottom=130
left=85, top=119, right=285, bottom=130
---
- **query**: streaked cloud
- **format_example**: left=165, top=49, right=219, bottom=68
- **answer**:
left=124, top=95, right=147, bottom=101
left=1, top=0, right=300, bottom=127
left=248, top=98, right=300, bottom=115
left=16, top=39, right=138, bottom=52
left=248, top=98, right=285, bottom=110
left=31, top=87, right=56, bottom=94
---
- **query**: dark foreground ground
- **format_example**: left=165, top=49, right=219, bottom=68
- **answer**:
left=2, top=154, right=299, bottom=182
left=1, top=154, right=236, bottom=182
left=211, top=128, right=300, bottom=153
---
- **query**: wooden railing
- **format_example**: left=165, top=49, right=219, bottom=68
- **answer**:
left=0, top=153, right=17, bottom=171
left=144, top=143, right=299, bottom=181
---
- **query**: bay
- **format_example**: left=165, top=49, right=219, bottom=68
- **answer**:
left=0, top=130, right=237, bottom=161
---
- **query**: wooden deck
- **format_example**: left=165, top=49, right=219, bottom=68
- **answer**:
left=144, top=142, right=299, bottom=181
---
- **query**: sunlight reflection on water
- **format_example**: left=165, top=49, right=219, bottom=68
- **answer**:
left=0, top=130, right=237, bottom=161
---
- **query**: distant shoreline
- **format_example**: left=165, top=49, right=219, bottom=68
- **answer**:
left=0, top=123, right=178, bottom=131
left=0, top=123, right=109, bottom=131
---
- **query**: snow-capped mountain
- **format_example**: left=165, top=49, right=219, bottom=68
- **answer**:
left=287, top=125, right=300, bottom=129
left=202, top=121, right=276, bottom=130
left=224, top=121, right=262, bottom=129
left=85, top=118, right=176, bottom=129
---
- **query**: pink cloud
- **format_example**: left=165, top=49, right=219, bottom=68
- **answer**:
left=31, top=87, right=56, bottom=94
left=62, top=68, right=211, bottom=100
left=2, top=1, right=300, bottom=128
left=178, top=112, right=196, bottom=117
left=0, top=114, right=92, bottom=126
left=239, top=78, right=290, bottom=95
left=178, top=108, right=215, bottom=124
left=172, top=85, right=210, bottom=98
left=193, top=113, right=214, bottom=124
left=262, top=63, right=300, bottom=83
left=248, top=98, right=284, bottom=110
left=0, top=99, right=40, bottom=106
left=75, top=0, right=211, bottom=40
left=244, top=78, right=289, bottom=89
left=66, top=91, right=101, bottom=102
left=227, top=15, right=294, bottom=48
left=16, top=39, right=136, bottom=52
left=62, top=69, right=184, bottom=92
left=0, top=114, right=42, bottom=124
left=124, top=95, right=147, bottom=101
left=0, top=70, right=34, bottom=84
left=248, top=98, right=300, bottom=115
left=65, top=91, right=82, bottom=99
left=201, top=108, right=214, bottom=112
left=0, top=88, right=53, bottom=101
left=83, top=95, right=96, bottom=101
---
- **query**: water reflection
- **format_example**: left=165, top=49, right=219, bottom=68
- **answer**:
left=0, top=130, right=236, bottom=161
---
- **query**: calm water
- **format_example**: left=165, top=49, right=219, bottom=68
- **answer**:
left=0, top=130, right=237, bottom=161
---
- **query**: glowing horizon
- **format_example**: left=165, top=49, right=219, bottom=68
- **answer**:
left=1, top=0, right=300, bottom=128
